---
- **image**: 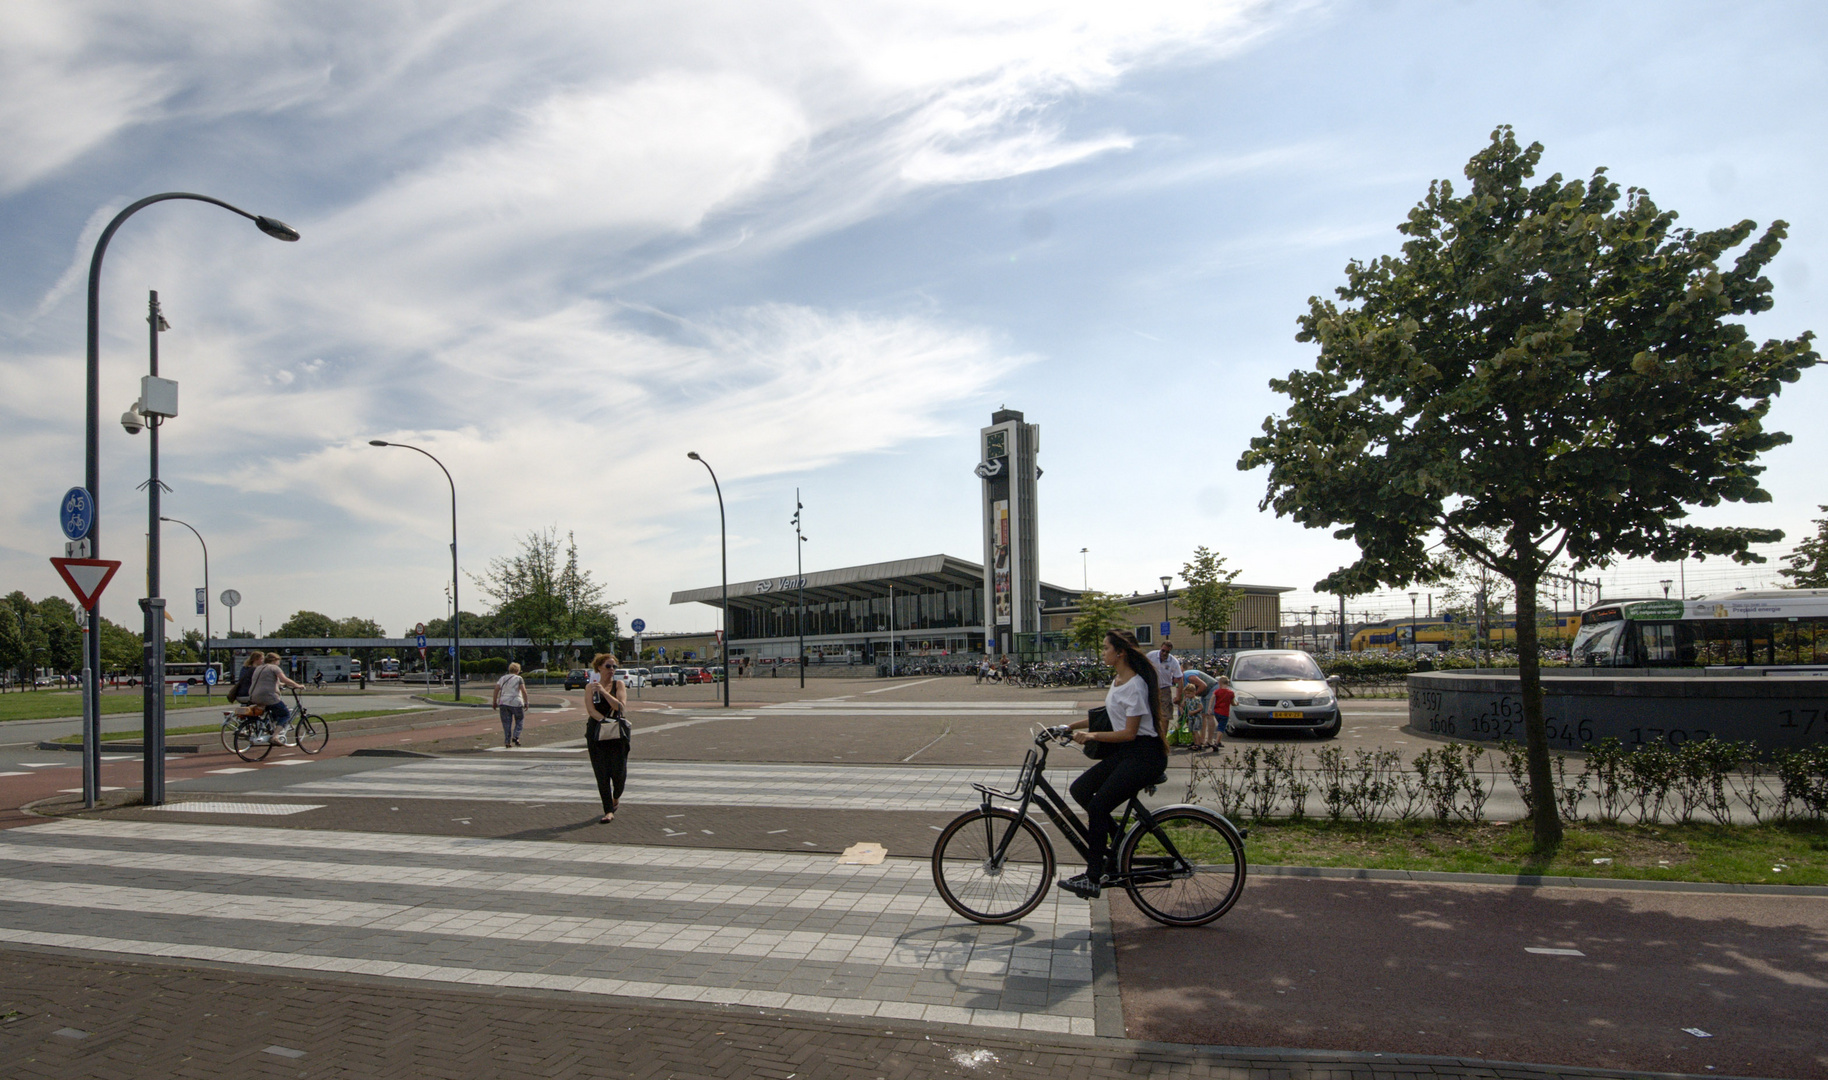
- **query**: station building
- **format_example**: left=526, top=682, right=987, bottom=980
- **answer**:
left=670, top=554, right=1079, bottom=665
left=671, top=554, right=1291, bottom=666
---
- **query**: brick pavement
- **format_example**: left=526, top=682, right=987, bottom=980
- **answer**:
left=1, top=947, right=1705, bottom=1080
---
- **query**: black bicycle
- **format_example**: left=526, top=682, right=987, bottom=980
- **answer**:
left=931, top=727, right=1247, bottom=926
left=220, top=687, right=329, bottom=761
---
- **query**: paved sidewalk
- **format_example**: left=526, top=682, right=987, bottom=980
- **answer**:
left=2, top=947, right=1709, bottom=1080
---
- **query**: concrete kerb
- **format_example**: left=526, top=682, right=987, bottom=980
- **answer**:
left=1249, top=862, right=1828, bottom=897
left=36, top=740, right=199, bottom=753
left=0, top=937, right=1746, bottom=1080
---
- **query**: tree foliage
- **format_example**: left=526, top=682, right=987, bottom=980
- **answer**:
left=1068, top=590, right=1130, bottom=653
left=1177, top=546, right=1243, bottom=654
left=36, top=597, right=81, bottom=672
left=471, top=527, right=623, bottom=665
left=1238, top=127, right=1817, bottom=849
left=1779, top=506, right=1828, bottom=588
left=275, top=610, right=339, bottom=638
left=0, top=598, right=26, bottom=689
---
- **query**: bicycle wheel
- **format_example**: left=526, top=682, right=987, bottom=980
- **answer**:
left=931, top=808, right=1055, bottom=925
left=294, top=713, right=328, bottom=754
left=1118, top=807, right=1245, bottom=927
left=232, top=721, right=273, bottom=762
left=219, top=718, right=241, bottom=755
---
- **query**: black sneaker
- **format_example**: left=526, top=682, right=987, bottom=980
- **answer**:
left=1057, top=873, right=1101, bottom=900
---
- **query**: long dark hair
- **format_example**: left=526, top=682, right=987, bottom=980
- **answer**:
left=1107, top=629, right=1167, bottom=753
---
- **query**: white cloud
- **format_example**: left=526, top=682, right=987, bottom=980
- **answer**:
left=0, top=0, right=1297, bottom=630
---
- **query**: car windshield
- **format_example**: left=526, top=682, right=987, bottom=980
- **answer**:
left=1232, top=653, right=1324, bottom=682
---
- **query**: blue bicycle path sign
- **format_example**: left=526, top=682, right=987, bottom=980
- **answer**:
left=630, top=618, right=646, bottom=633
left=60, top=488, right=94, bottom=541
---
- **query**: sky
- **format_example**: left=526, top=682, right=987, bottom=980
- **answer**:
left=2, top=0, right=1824, bottom=642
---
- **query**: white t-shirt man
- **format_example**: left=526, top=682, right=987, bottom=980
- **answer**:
left=1147, top=645, right=1183, bottom=697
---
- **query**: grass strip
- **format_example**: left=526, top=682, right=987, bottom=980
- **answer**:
left=0, top=692, right=229, bottom=724
left=1179, top=818, right=1828, bottom=887
left=416, top=693, right=492, bottom=705
left=53, top=707, right=434, bottom=743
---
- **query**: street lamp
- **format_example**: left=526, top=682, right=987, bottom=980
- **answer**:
left=76, top=191, right=297, bottom=808
left=1079, top=548, right=1088, bottom=593
left=687, top=452, right=729, bottom=708
left=369, top=440, right=461, bottom=699
left=1660, top=578, right=1673, bottom=600
left=1408, top=591, right=1420, bottom=659
left=792, top=491, right=807, bottom=689
left=161, top=516, right=209, bottom=695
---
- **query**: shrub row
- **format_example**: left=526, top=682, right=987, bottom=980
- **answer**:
left=1185, top=738, right=1828, bottom=825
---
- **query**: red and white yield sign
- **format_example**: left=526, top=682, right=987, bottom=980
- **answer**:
left=50, top=557, right=122, bottom=611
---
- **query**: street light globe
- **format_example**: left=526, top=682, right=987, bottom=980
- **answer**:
left=687, top=451, right=701, bottom=460
left=368, top=439, right=389, bottom=447
left=255, top=216, right=301, bottom=242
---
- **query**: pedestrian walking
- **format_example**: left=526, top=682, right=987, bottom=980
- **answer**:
left=583, top=653, right=629, bottom=824
left=493, top=662, right=527, bottom=748
left=1055, top=629, right=1168, bottom=899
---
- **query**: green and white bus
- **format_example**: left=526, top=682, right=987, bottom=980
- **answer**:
left=1570, top=590, right=1828, bottom=668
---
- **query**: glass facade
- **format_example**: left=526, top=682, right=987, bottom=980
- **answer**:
left=728, top=585, right=984, bottom=641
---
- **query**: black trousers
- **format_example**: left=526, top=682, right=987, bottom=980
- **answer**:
left=1069, top=737, right=1168, bottom=880
left=586, top=730, right=627, bottom=813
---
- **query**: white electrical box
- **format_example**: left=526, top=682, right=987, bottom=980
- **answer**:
left=140, top=376, right=179, bottom=418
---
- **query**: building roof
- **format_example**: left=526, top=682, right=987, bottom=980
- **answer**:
left=671, top=554, right=1075, bottom=609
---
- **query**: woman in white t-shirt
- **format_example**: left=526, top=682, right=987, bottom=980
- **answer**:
left=1055, top=629, right=1169, bottom=899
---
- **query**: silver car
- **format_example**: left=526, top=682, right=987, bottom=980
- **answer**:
left=1225, top=649, right=1341, bottom=739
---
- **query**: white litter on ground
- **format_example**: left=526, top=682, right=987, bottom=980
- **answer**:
left=837, top=842, right=887, bottom=865
left=950, top=1048, right=1000, bottom=1069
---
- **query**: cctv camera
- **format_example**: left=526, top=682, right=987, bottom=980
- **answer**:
left=120, top=408, right=144, bottom=435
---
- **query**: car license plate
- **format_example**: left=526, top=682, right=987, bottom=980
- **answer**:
left=1272, top=711, right=1304, bottom=719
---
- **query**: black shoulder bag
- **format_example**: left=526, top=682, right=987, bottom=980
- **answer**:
left=1082, top=705, right=1113, bottom=759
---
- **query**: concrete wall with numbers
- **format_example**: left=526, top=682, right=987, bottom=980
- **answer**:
left=1406, top=670, right=1828, bottom=756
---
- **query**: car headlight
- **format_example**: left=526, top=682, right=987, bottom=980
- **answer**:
left=1233, top=691, right=1258, bottom=706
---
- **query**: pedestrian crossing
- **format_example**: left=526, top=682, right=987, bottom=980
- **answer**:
left=0, top=820, right=1097, bottom=1035
left=262, top=759, right=1032, bottom=812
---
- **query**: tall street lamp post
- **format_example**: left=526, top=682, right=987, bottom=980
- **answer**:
left=1409, top=592, right=1420, bottom=660
left=792, top=491, right=807, bottom=689
left=77, top=192, right=298, bottom=808
left=1079, top=548, right=1088, bottom=593
left=370, top=441, right=460, bottom=698
left=687, top=452, right=729, bottom=708
left=128, top=290, right=175, bottom=803
left=161, top=516, right=209, bottom=694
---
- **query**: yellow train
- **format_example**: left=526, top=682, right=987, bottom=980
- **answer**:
left=1349, top=614, right=1580, bottom=652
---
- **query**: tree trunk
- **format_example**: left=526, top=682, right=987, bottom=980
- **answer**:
left=1511, top=570, right=1563, bottom=850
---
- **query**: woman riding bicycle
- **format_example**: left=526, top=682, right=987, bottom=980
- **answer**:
left=1056, top=629, right=1167, bottom=899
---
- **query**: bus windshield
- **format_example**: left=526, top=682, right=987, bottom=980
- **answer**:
left=1570, top=621, right=1621, bottom=666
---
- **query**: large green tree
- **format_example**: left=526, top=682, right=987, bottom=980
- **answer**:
left=1068, top=590, right=1130, bottom=653
left=472, top=528, right=622, bottom=666
left=1778, top=506, right=1828, bottom=588
left=1177, top=547, right=1243, bottom=660
left=1239, top=127, right=1817, bottom=850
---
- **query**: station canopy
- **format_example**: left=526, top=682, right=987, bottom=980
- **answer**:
left=670, top=553, right=1076, bottom=610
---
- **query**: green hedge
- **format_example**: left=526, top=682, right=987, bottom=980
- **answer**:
left=461, top=657, right=511, bottom=676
